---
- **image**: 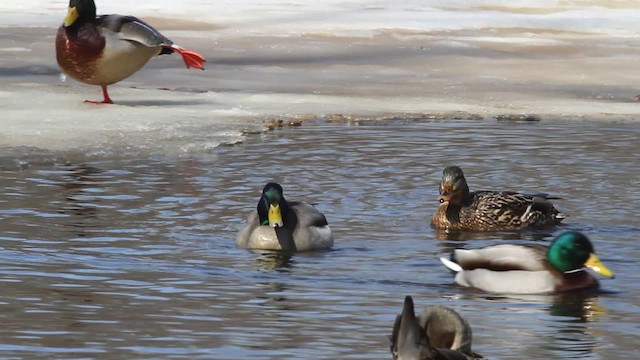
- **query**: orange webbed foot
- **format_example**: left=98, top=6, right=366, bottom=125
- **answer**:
left=169, top=46, right=206, bottom=70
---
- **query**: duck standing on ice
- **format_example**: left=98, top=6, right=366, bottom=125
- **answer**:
left=55, top=0, right=206, bottom=104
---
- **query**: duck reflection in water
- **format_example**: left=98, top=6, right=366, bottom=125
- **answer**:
left=252, top=251, right=294, bottom=272
left=548, top=292, right=607, bottom=322
left=58, top=164, right=105, bottom=236
left=483, top=291, right=605, bottom=358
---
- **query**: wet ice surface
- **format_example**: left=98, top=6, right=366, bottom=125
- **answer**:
left=1, top=1, right=640, bottom=162
left=1, top=1, right=640, bottom=359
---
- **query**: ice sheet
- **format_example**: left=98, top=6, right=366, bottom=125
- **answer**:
left=1, top=1, right=639, bottom=163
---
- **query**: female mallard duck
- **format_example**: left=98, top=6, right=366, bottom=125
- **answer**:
left=440, top=231, right=614, bottom=294
left=55, top=0, right=206, bottom=104
left=236, top=183, right=334, bottom=252
left=430, top=166, right=565, bottom=231
left=390, top=296, right=484, bottom=360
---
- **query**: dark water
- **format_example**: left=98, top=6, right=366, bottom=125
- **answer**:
left=0, top=118, right=639, bottom=359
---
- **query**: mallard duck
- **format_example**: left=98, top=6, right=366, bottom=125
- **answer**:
left=55, top=0, right=206, bottom=104
left=390, top=296, right=484, bottom=360
left=430, top=166, right=565, bottom=231
left=440, top=231, right=615, bottom=294
left=235, top=183, right=334, bottom=252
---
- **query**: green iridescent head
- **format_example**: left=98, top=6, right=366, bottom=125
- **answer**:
left=257, top=183, right=286, bottom=227
left=546, top=231, right=614, bottom=278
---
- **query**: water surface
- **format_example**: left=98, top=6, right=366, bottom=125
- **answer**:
left=0, top=118, right=638, bottom=359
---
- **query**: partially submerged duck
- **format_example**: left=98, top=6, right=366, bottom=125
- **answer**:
left=440, top=231, right=614, bottom=294
left=431, top=166, right=565, bottom=231
left=390, top=296, right=483, bottom=360
left=55, top=0, right=205, bottom=104
left=236, top=183, right=334, bottom=252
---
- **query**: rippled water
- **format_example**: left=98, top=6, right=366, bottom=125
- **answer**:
left=1, top=118, right=639, bottom=359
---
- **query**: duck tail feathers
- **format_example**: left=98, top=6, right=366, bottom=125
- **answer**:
left=526, top=192, right=562, bottom=200
left=440, top=257, right=463, bottom=272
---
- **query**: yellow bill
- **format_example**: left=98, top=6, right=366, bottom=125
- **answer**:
left=268, top=203, right=283, bottom=227
left=585, top=253, right=614, bottom=278
left=63, top=7, right=79, bottom=27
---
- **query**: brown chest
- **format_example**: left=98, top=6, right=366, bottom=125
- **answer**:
left=55, top=25, right=105, bottom=82
left=430, top=204, right=453, bottom=228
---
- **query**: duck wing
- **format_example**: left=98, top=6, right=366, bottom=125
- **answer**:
left=451, top=244, right=548, bottom=272
left=419, top=306, right=473, bottom=355
left=471, top=191, right=535, bottom=216
left=285, top=202, right=333, bottom=251
left=442, top=244, right=564, bottom=294
left=289, top=202, right=329, bottom=228
left=97, top=15, right=173, bottom=48
left=466, top=191, right=563, bottom=228
left=521, top=195, right=566, bottom=225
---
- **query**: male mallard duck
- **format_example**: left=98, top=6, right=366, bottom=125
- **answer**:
left=390, top=296, right=484, bottom=360
left=430, top=166, right=565, bottom=231
left=236, top=183, right=334, bottom=252
left=55, top=0, right=206, bottom=104
left=440, top=231, right=614, bottom=294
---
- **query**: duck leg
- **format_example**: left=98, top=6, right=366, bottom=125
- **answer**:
left=84, top=85, right=114, bottom=104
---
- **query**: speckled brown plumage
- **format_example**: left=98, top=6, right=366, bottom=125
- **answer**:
left=431, top=166, right=565, bottom=231
left=56, top=22, right=104, bottom=84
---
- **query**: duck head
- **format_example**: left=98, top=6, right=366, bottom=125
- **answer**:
left=257, top=182, right=287, bottom=227
left=547, top=231, right=614, bottom=278
left=437, top=166, right=470, bottom=205
left=63, top=0, right=96, bottom=27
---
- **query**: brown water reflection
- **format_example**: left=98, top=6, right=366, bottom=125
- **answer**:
left=0, top=119, right=638, bottom=359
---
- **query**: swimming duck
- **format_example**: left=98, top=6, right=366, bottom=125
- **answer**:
left=236, top=183, right=334, bottom=252
left=55, top=0, right=206, bottom=104
left=440, top=231, right=614, bottom=294
left=390, top=296, right=484, bottom=360
left=430, top=166, right=565, bottom=231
